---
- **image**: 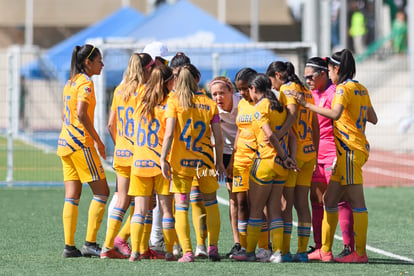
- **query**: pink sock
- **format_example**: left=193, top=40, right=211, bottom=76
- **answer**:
left=338, top=201, right=355, bottom=251
left=311, top=203, right=323, bottom=249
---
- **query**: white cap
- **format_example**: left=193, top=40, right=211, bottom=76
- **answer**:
left=142, top=41, right=172, bottom=61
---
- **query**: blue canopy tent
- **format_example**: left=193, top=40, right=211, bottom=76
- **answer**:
left=21, top=7, right=145, bottom=86
left=129, top=0, right=282, bottom=84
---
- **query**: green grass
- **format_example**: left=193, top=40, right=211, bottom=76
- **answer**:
left=1, top=186, right=414, bottom=275
left=0, top=135, right=116, bottom=183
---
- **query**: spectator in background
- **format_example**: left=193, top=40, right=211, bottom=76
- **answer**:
left=349, top=1, right=367, bottom=55
left=331, top=0, right=341, bottom=49
left=391, top=10, right=407, bottom=53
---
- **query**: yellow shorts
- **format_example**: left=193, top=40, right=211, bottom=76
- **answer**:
left=331, top=149, right=367, bottom=185
left=232, top=164, right=251, bottom=192
left=128, top=173, right=171, bottom=197
left=191, top=176, right=199, bottom=187
left=113, top=164, right=131, bottom=179
left=61, top=147, right=106, bottom=183
left=284, top=157, right=316, bottom=188
left=250, top=158, right=288, bottom=186
left=172, top=173, right=219, bottom=194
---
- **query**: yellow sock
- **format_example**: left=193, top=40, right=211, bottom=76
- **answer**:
left=257, top=221, right=269, bottom=249
left=246, top=218, right=263, bottom=253
left=175, top=203, right=192, bottom=253
left=190, top=190, right=207, bottom=245
left=282, top=222, right=292, bottom=254
left=63, top=198, right=79, bottom=246
left=130, top=214, right=145, bottom=254
left=353, top=208, right=368, bottom=256
left=118, top=204, right=134, bottom=241
left=104, top=207, right=125, bottom=248
left=238, top=220, right=248, bottom=248
left=162, top=217, right=176, bottom=253
left=85, top=195, right=107, bottom=243
left=204, top=199, right=220, bottom=246
left=139, top=211, right=153, bottom=253
left=269, top=218, right=283, bottom=252
left=297, top=222, right=311, bottom=253
left=321, top=207, right=338, bottom=253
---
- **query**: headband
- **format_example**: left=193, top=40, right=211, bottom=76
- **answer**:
left=306, top=63, right=328, bottom=70
left=143, top=59, right=154, bottom=69
left=330, top=57, right=341, bottom=65
left=85, top=46, right=95, bottom=60
left=209, top=79, right=232, bottom=90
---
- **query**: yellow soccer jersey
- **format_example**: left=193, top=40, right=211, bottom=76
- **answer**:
left=110, top=84, right=138, bottom=167
left=57, top=73, right=96, bottom=157
left=279, top=82, right=316, bottom=161
left=234, top=99, right=257, bottom=166
left=131, top=98, right=168, bottom=177
left=332, top=79, right=372, bottom=157
left=252, top=98, right=288, bottom=160
left=166, top=92, right=218, bottom=177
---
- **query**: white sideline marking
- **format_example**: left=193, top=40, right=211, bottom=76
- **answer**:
left=369, top=153, right=414, bottom=167
left=364, top=166, right=414, bottom=181
left=216, top=195, right=414, bottom=263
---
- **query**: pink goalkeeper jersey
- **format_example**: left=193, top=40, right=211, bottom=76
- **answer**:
left=311, top=81, right=337, bottom=164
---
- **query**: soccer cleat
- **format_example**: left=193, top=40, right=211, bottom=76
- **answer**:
left=307, top=248, right=333, bottom=262
left=178, top=252, right=195, bottom=263
left=269, top=251, right=283, bottom=263
left=129, top=252, right=140, bottom=262
left=232, top=249, right=256, bottom=262
left=173, top=244, right=182, bottom=258
left=149, top=240, right=165, bottom=253
left=62, top=246, right=82, bottom=258
left=100, top=247, right=128, bottom=259
left=114, top=236, right=131, bottom=257
left=81, top=242, right=102, bottom=257
left=195, top=245, right=208, bottom=258
left=256, top=248, right=272, bottom=262
left=307, top=245, right=317, bottom=254
left=208, top=245, right=220, bottom=262
left=282, top=252, right=293, bottom=262
left=292, top=252, right=308, bottom=263
left=335, top=245, right=352, bottom=259
left=226, top=243, right=241, bottom=258
left=335, top=251, right=368, bottom=263
left=165, top=252, right=177, bottom=261
left=150, top=248, right=165, bottom=259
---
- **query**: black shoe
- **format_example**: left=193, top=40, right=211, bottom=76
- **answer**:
left=226, top=243, right=241, bottom=258
left=62, top=245, right=82, bottom=258
left=307, top=246, right=316, bottom=254
left=335, top=245, right=352, bottom=259
left=81, top=242, right=102, bottom=257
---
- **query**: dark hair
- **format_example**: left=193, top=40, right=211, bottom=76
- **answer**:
left=170, top=52, right=191, bottom=69
left=235, top=67, right=257, bottom=83
left=138, top=52, right=154, bottom=69
left=327, top=49, right=355, bottom=84
left=266, top=61, right=306, bottom=89
left=305, top=57, right=328, bottom=74
left=249, top=73, right=283, bottom=113
left=70, top=44, right=100, bottom=80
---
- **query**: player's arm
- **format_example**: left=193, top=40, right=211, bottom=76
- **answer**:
left=292, top=90, right=343, bottom=120
left=367, top=106, right=378, bottom=125
left=311, top=111, right=320, bottom=160
left=107, top=109, right=117, bottom=144
left=77, top=100, right=106, bottom=159
left=226, top=129, right=240, bottom=178
left=275, top=104, right=296, bottom=140
left=211, top=121, right=225, bottom=176
left=160, top=117, right=176, bottom=180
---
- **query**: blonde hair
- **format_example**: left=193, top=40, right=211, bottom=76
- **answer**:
left=139, top=65, right=172, bottom=120
left=174, top=65, right=198, bottom=110
left=208, top=76, right=234, bottom=93
left=120, top=53, right=152, bottom=102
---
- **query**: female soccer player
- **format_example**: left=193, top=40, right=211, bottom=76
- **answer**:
left=293, top=49, right=377, bottom=263
left=101, top=53, right=154, bottom=259
left=128, top=64, right=176, bottom=261
left=303, top=57, right=355, bottom=258
left=160, top=64, right=225, bottom=262
left=57, top=44, right=109, bottom=258
left=232, top=73, right=297, bottom=263
left=267, top=61, right=319, bottom=262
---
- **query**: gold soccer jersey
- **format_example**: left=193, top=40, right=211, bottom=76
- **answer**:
left=131, top=98, right=168, bottom=177
left=234, top=99, right=257, bottom=166
left=57, top=73, right=96, bottom=157
left=332, top=80, right=372, bottom=158
left=110, top=85, right=138, bottom=167
left=166, top=92, right=218, bottom=177
left=279, top=82, right=316, bottom=161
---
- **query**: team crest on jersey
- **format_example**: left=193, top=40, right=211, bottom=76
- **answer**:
left=254, top=111, right=260, bottom=120
left=84, top=86, right=92, bottom=94
left=336, top=88, right=344, bottom=96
